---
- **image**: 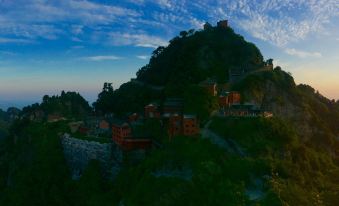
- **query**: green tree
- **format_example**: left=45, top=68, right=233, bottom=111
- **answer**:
left=183, top=85, right=218, bottom=122
left=93, top=82, right=115, bottom=114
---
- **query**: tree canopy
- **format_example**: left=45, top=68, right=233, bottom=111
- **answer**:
left=137, top=25, right=264, bottom=86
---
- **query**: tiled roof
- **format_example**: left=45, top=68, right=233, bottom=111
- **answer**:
left=183, top=114, right=196, bottom=119
left=111, top=118, right=129, bottom=127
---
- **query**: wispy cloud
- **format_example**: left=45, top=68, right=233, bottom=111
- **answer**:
left=127, top=0, right=145, bottom=5
left=0, top=0, right=141, bottom=41
left=71, top=25, right=84, bottom=35
left=136, top=55, right=150, bottom=60
left=202, top=0, right=339, bottom=47
left=71, top=46, right=85, bottom=49
left=285, top=48, right=322, bottom=58
left=81, top=55, right=123, bottom=61
left=0, top=0, right=338, bottom=49
left=0, top=37, right=34, bottom=44
left=109, top=32, right=168, bottom=48
left=154, top=0, right=173, bottom=9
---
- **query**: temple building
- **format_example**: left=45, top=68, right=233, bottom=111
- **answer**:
left=199, top=79, right=217, bottom=96
left=162, top=113, right=200, bottom=138
left=112, top=120, right=131, bottom=145
left=167, top=114, right=183, bottom=137
left=112, top=119, right=153, bottom=151
left=144, top=103, right=161, bottom=119
left=218, top=91, right=241, bottom=108
left=163, top=98, right=184, bottom=114
left=183, top=115, right=200, bottom=136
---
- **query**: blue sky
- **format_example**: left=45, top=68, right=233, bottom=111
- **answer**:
left=0, top=0, right=338, bottom=109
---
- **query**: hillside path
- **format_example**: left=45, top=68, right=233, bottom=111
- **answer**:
left=201, top=120, right=246, bottom=157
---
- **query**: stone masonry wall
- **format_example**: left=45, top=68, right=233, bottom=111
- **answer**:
left=61, top=133, right=122, bottom=180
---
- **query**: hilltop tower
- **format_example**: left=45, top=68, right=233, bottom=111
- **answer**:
left=203, top=22, right=213, bottom=30
left=264, top=59, right=273, bottom=70
left=217, top=20, right=228, bottom=29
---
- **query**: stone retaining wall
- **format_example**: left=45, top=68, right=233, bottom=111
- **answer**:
left=61, top=133, right=122, bottom=180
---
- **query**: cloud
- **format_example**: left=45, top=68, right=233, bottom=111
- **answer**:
left=0, top=37, right=34, bottom=44
left=285, top=48, right=322, bottom=58
left=82, top=55, right=123, bottom=61
left=136, top=55, right=150, bottom=60
left=0, top=23, right=63, bottom=40
left=127, top=0, right=145, bottom=5
left=71, top=25, right=84, bottom=35
left=109, top=32, right=168, bottom=48
left=71, top=37, right=83, bottom=42
left=203, top=0, right=339, bottom=47
left=72, top=45, right=84, bottom=49
left=154, top=0, right=173, bottom=9
left=0, top=0, right=141, bottom=41
left=0, top=0, right=338, bottom=49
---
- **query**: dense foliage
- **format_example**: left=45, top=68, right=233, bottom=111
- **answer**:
left=0, top=120, right=117, bottom=206
left=137, top=25, right=264, bottom=86
left=94, top=25, right=264, bottom=116
left=93, top=81, right=162, bottom=115
left=0, top=109, right=11, bottom=140
left=0, top=120, right=278, bottom=206
left=22, top=91, right=91, bottom=119
left=232, top=68, right=339, bottom=152
left=0, top=109, right=6, bottom=120
left=209, top=117, right=339, bottom=205
left=182, top=85, right=218, bottom=121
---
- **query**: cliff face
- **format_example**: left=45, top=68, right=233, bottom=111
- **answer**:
left=234, top=69, right=339, bottom=156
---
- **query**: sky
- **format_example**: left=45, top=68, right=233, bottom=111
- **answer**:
left=0, top=0, right=338, bottom=109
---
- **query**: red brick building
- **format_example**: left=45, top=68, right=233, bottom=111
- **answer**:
left=219, top=91, right=241, bottom=108
left=168, top=114, right=182, bottom=137
left=112, top=121, right=131, bottom=145
left=112, top=119, right=153, bottom=151
left=228, top=91, right=241, bottom=104
left=99, top=120, right=110, bottom=130
left=199, top=79, right=217, bottom=96
left=164, top=113, right=199, bottom=138
left=144, top=104, right=161, bottom=119
left=183, top=115, right=199, bottom=136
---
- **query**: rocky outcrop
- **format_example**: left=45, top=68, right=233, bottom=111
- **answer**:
left=244, top=79, right=314, bottom=141
left=61, top=133, right=122, bottom=180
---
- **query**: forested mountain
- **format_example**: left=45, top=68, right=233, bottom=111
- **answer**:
left=136, top=25, right=264, bottom=85
left=93, top=24, right=265, bottom=115
left=0, top=22, right=338, bottom=205
left=22, top=91, right=92, bottom=119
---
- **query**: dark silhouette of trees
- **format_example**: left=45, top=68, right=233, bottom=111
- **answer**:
left=93, top=82, right=115, bottom=114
